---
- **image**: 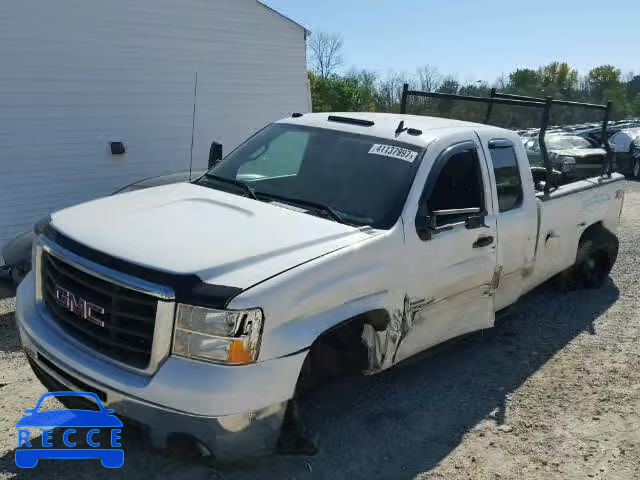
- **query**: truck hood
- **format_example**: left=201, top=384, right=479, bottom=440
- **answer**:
left=50, top=183, right=380, bottom=288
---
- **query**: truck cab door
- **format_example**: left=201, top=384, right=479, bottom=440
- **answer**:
left=477, top=134, right=538, bottom=310
left=396, top=137, right=497, bottom=362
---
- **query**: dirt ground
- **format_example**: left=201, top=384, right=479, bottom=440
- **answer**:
left=1, top=182, right=639, bottom=480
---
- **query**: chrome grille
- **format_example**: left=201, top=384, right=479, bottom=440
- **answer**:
left=41, top=251, right=157, bottom=369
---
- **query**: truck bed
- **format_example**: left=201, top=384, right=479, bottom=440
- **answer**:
left=526, top=173, right=625, bottom=292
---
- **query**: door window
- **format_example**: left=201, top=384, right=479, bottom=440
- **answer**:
left=426, top=148, right=484, bottom=227
left=488, top=141, right=523, bottom=212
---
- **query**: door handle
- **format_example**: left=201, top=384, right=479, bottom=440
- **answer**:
left=473, top=236, right=494, bottom=248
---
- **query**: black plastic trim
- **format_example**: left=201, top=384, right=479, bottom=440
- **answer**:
left=488, top=138, right=514, bottom=149
left=43, top=226, right=242, bottom=309
left=327, top=115, right=375, bottom=127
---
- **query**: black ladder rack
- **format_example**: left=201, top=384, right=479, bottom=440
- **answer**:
left=400, top=83, right=614, bottom=194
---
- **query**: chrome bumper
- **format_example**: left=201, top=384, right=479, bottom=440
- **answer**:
left=16, top=274, right=308, bottom=459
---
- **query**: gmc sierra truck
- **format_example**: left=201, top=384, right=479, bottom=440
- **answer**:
left=16, top=92, right=624, bottom=459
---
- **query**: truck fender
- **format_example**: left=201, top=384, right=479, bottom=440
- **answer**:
left=290, top=290, right=414, bottom=397
left=277, top=291, right=415, bottom=454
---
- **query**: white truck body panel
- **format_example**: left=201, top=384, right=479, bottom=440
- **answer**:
left=524, top=177, right=624, bottom=291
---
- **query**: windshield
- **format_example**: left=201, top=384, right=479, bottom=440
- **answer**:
left=197, top=123, right=425, bottom=229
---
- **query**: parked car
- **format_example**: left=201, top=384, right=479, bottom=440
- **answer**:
left=523, top=134, right=607, bottom=179
left=1, top=171, right=206, bottom=284
left=16, top=110, right=624, bottom=460
left=608, top=128, right=640, bottom=178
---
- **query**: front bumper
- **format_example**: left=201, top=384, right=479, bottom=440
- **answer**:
left=16, top=274, right=308, bottom=459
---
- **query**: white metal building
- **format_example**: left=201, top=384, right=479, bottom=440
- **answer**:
left=0, top=0, right=310, bottom=253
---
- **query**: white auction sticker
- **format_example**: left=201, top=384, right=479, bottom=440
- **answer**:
left=368, top=144, right=418, bottom=163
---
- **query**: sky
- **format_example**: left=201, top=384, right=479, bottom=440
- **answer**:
left=261, top=0, right=639, bottom=83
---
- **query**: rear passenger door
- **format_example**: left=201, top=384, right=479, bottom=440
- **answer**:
left=478, top=134, right=538, bottom=310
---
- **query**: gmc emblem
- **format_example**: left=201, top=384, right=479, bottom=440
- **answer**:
left=54, top=285, right=106, bottom=327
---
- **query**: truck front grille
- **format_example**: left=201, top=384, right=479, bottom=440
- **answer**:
left=42, top=251, right=157, bottom=369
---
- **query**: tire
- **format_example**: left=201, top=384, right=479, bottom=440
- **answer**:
left=562, top=227, right=619, bottom=290
left=632, top=157, right=640, bottom=179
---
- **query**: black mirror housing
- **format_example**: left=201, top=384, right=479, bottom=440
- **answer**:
left=465, top=213, right=486, bottom=230
left=209, top=141, right=223, bottom=169
left=415, top=205, right=436, bottom=241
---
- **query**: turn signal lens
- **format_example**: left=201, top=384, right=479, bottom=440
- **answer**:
left=228, top=339, right=255, bottom=364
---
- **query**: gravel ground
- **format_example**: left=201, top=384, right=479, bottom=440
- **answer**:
left=1, top=181, right=639, bottom=480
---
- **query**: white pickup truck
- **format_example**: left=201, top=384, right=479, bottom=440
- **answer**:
left=16, top=107, right=624, bottom=459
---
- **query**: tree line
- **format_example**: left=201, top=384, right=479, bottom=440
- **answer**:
left=308, top=32, right=640, bottom=129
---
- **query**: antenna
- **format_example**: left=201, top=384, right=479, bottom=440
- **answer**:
left=189, top=72, right=198, bottom=181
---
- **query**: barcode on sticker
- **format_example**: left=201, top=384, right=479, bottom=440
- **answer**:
left=368, top=144, right=418, bottom=163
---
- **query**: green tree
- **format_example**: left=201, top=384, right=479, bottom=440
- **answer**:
left=538, top=62, right=578, bottom=96
left=626, top=75, right=640, bottom=99
left=308, top=70, right=379, bottom=112
left=508, top=68, right=540, bottom=93
left=437, top=76, right=460, bottom=94
left=588, top=65, right=622, bottom=99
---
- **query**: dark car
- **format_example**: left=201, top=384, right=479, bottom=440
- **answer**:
left=1, top=171, right=206, bottom=283
left=523, top=134, right=607, bottom=180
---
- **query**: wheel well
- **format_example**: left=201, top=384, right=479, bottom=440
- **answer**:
left=294, top=309, right=390, bottom=396
left=577, top=221, right=619, bottom=267
left=580, top=221, right=605, bottom=243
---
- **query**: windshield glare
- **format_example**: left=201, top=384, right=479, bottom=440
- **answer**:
left=201, top=124, right=424, bottom=228
left=547, top=136, right=592, bottom=150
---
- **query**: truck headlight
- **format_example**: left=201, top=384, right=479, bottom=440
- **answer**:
left=172, top=305, right=263, bottom=365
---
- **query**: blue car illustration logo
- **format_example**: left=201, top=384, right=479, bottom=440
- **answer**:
left=15, top=391, right=124, bottom=468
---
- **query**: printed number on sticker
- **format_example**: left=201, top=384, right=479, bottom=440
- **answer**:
left=368, top=144, right=418, bottom=163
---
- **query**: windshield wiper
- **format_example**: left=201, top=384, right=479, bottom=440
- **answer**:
left=201, top=173, right=257, bottom=200
left=255, top=191, right=346, bottom=224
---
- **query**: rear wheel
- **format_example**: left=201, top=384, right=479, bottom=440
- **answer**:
left=562, top=227, right=618, bottom=290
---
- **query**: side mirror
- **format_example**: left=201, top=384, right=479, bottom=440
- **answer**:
left=208, top=141, right=223, bottom=169
left=415, top=205, right=437, bottom=241
left=417, top=207, right=483, bottom=241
